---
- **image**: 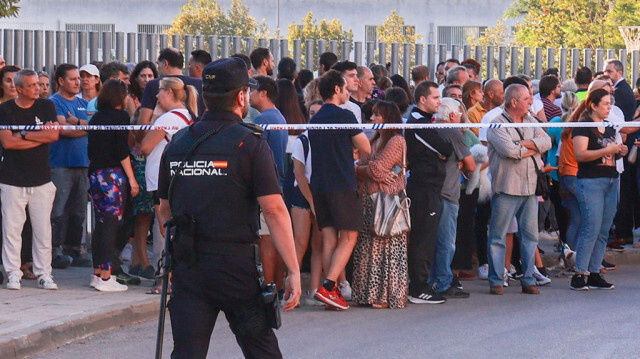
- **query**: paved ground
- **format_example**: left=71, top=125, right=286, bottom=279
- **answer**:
left=31, top=265, right=640, bottom=359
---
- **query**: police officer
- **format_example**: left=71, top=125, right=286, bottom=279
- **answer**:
left=157, top=57, right=301, bottom=359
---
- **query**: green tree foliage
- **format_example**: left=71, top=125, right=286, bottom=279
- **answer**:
left=376, top=10, right=421, bottom=73
left=0, top=0, right=19, bottom=18
left=287, top=12, right=353, bottom=70
left=505, top=0, right=640, bottom=50
left=468, top=18, right=513, bottom=48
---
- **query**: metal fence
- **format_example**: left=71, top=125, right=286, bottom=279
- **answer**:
left=2, top=29, right=639, bottom=85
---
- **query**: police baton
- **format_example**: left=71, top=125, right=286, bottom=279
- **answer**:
left=155, top=220, right=175, bottom=359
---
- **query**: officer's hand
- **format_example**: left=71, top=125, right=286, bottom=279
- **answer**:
left=282, top=273, right=301, bottom=312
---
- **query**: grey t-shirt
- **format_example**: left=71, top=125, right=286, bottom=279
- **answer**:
left=436, top=128, right=471, bottom=203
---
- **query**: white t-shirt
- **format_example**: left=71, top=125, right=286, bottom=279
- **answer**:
left=291, top=131, right=312, bottom=187
left=145, top=109, right=192, bottom=191
left=478, top=106, right=503, bottom=142
left=531, top=98, right=544, bottom=116
left=340, top=100, right=362, bottom=123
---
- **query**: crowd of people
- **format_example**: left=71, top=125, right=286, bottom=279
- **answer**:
left=1, top=46, right=640, bottom=310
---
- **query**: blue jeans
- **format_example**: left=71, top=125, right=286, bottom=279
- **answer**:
left=427, top=198, right=459, bottom=292
left=560, top=175, right=581, bottom=249
left=575, top=177, right=618, bottom=273
left=487, top=193, right=539, bottom=288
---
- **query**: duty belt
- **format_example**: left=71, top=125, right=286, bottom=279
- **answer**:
left=195, top=241, right=256, bottom=258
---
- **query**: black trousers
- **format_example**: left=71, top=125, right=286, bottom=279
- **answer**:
left=615, top=158, right=640, bottom=239
left=475, top=200, right=491, bottom=266
left=452, top=188, right=479, bottom=271
left=406, top=182, right=441, bottom=295
left=169, top=253, right=282, bottom=359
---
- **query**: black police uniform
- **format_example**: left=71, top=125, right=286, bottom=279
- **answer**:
left=157, top=110, right=284, bottom=359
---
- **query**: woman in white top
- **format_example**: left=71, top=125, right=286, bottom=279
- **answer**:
left=140, top=77, right=197, bottom=292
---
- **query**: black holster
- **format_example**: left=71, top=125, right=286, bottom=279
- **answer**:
left=166, top=214, right=197, bottom=267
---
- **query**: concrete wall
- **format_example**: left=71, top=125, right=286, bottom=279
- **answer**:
left=9, top=0, right=515, bottom=40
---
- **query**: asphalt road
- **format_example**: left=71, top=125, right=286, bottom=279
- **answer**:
left=32, top=266, right=640, bottom=359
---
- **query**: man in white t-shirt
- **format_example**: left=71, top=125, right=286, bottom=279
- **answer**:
left=331, top=60, right=362, bottom=123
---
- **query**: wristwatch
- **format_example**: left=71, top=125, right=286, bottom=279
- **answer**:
left=20, top=130, right=27, bottom=140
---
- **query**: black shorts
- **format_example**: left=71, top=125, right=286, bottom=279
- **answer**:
left=290, top=186, right=311, bottom=210
left=312, top=190, right=362, bottom=231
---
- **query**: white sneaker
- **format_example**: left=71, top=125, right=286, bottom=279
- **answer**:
left=503, top=268, right=509, bottom=287
left=6, top=272, right=21, bottom=290
left=533, top=267, right=551, bottom=286
left=37, top=274, right=58, bottom=290
left=338, top=281, right=352, bottom=301
left=478, top=264, right=489, bottom=280
left=89, top=275, right=100, bottom=288
left=95, top=277, right=128, bottom=292
left=120, top=243, right=133, bottom=262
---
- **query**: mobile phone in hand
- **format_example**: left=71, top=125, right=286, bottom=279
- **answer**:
left=391, top=165, right=402, bottom=175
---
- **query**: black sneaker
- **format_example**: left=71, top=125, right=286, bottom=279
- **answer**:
left=52, top=255, right=72, bottom=269
left=113, top=269, right=141, bottom=285
left=451, top=276, right=463, bottom=290
left=601, top=260, right=617, bottom=271
left=570, top=274, right=589, bottom=291
left=408, top=287, right=446, bottom=304
left=440, top=286, right=470, bottom=299
left=587, top=273, right=614, bottom=290
left=70, top=255, right=93, bottom=267
left=138, top=265, right=156, bottom=280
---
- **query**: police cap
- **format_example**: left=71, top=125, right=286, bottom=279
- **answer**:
left=202, top=57, right=258, bottom=94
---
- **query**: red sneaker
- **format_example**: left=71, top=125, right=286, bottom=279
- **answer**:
left=315, top=286, right=349, bottom=310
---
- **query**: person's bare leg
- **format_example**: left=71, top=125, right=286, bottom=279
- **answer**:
left=132, top=214, right=153, bottom=268
left=534, top=247, right=543, bottom=268
left=309, top=219, right=324, bottom=291
left=326, top=229, right=358, bottom=282
left=259, top=235, right=277, bottom=284
left=291, top=208, right=311, bottom=265
left=321, top=227, right=338, bottom=277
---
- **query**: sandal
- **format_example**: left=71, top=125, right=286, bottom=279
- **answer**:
left=372, top=302, right=389, bottom=309
left=21, top=263, right=37, bottom=280
left=146, top=278, right=171, bottom=295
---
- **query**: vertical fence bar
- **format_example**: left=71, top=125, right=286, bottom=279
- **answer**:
left=438, top=44, right=447, bottom=63
left=522, top=46, right=531, bottom=76
left=34, top=30, right=43, bottom=71
left=45, top=31, right=54, bottom=75
left=402, top=43, right=411, bottom=80
left=195, top=35, right=204, bottom=50
left=293, top=39, right=302, bottom=69
left=102, top=31, right=112, bottom=62
left=221, top=36, right=230, bottom=58
left=583, top=48, right=593, bottom=70
left=149, top=34, right=158, bottom=62
left=498, top=46, right=506, bottom=80
left=486, top=45, right=494, bottom=79
left=510, top=46, right=519, bottom=76
left=390, top=43, right=399, bottom=75
left=571, top=48, right=580, bottom=78
left=547, top=47, right=556, bottom=70
left=24, top=30, right=34, bottom=70
left=329, top=40, right=338, bottom=56
left=89, top=32, right=99, bottom=62
left=65, top=31, right=76, bottom=66
left=269, top=39, right=279, bottom=64
left=366, top=41, right=375, bottom=66
left=280, top=39, right=289, bottom=59
left=474, top=45, right=483, bottom=64
left=463, top=44, right=471, bottom=61
left=607, top=49, right=616, bottom=60
left=341, top=40, right=350, bottom=61
left=559, top=48, right=568, bottom=80
left=378, top=42, right=387, bottom=66
left=427, top=44, right=436, bottom=81
left=620, top=49, right=628, bottom=77
left=3, top=29, right=13, bottom=64
left=78, top=31, right=88, bottom=66
left=596, top=49, right=605, bottom=73
left=127, top=33, right=136, bottom=63
left=632, top=51, right=639, bottom=86
left=305, top=39, right=314, bottom=71
left=159, top=34, right=169, bottom=51
left=232, top=36, right=242, bottom=54
left=245, top=37, right=254, bottom=56
left=115, top=32, right=124, bottom=63
left=534, top=47, right=543, bottom=79
left=209, top=36, right=218, bottom=59
left=13, top=30, right=24, bottom=68
left=354, top=41, right=362, bottom=65
left=184, top=35, right=193, bottom=64
left=451, top=44, right=460, bottom=61
left=415, top=43, right=423, bottom=66
left=56, top=31, right=65, bottom=65
left=171, top=34, right=181, bottom=49
left=258, top=38, right=268, bottom=48
left=317, top=39, right=326, bottom=55
left=137, top=33, right=147, bottom=62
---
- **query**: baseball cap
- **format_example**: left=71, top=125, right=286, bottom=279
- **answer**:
left=202, top=57, right=258, bottom=94
left=79, top=64, right=100, bottom=77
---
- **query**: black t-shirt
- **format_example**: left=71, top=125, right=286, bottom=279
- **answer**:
left=572, top=125, right=618, bottom=179
left=88, top=108, right=131, bottom=174
left=0, top=99, right=57, bottom=187
left=308, top=103, right=362, bottom=194
left=141, top=75, right=204, bottom=120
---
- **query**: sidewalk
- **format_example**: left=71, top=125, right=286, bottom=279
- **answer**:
left=1, top=242, right=639, bottom=359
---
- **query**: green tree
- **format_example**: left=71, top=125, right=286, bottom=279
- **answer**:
left=287, top=12, right=353, bottom=70
left=0, top=0, right=19, bottom=18
left=376, top=10, right=422, bottom=74
left=468, top=18, right=513, bottom=48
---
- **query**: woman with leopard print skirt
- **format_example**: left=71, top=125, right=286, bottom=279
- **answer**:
left=353, top=101, right=408, bottom=309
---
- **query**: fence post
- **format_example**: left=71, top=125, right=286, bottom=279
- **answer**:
left=427, top=44, right=436, bottom=81
left=209, top=36, right=218, bottom=59
left=620, top=49, right=628, bottom=77
left=607, top=49, right=616, bottom=60
left=305, top=39, right=314, bottom=70
left=390, top=43, right=399, bottom=75
left=66, top=31, right=76, bottom=66
left=102, top=31, right=112, bottom=62
left=510, top=46, right=519, bottom=76
left=127, top=33, right=136, bottom=64
left=149, top=34, right=158, bottom=62
left=232, top=36, right=242, bottom=54
left=159, top=34, right=169, bottom=51
left=115, top=32, right=124, bottom=63
left=354, top=41, right=362, bottom=65
left=172, top=34, right=181, bottom=49
left=632, top=51, right=639, bottom=86
left=534, top=47, right=543, bottom=79
left=24, top=30, right=33, bottom=70
left=583, top=48, right=593, bottom=70
left=402, top=43, right=411, bottom=80
left=366, top=41, right=375, bottom=66
left=45, top=30, right=54, bottom=75
left=317, top=39, right=326, bottom=55
left=571, top=48, right=580, bottom=78
left=451, top=44, right=460, bottom=61
left=258, top=38, right=268, bottom=48
left=184, top=35, right=193, bottom=64
left=341, top=40, right=350, bottom=61
left=329, top=40, right=338, bottom=56
left=498, top=46, right=506, bottom=80
left=77, top=31, right=88, bottom=66
left=245, top=37, right=254, bottom=56
left=378, top=42, right=387, bottom=65
left=486, top=45, right=494, bottom=79
left=13, top=30, right=23, bottom=68
left=547, top=47, right=556, bottom=71
left=559, top=48, right=568, bottom=81
left=137, top=33, right=147, bottom=62
left=56, top=31, right=65, bottom=66
left=195, top=35, right=204, bottom=50
left=34, top=30, right=43, bottom=71
left=522, top=46, right=531, bottom=77
left=474, top=45, right=482, bottom=65
left=221, top=36, right=230, bottom=58
left=293, top=39, right=302, bottom=70
left=596, top=48, right=605, bottom=73
left=415, top=43, right=423, bottom=66
left=3, top=29, right=13, bottom=64
left=438, top=44, right=447, bottom=63
left=463, top=44, right=471, bottom=61
left=280, top=39, right=289, bottom=59
left=269, top=38, right=279, bottom=63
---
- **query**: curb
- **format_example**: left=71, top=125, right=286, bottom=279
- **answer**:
left=0, top=298, right=160, bottom=359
